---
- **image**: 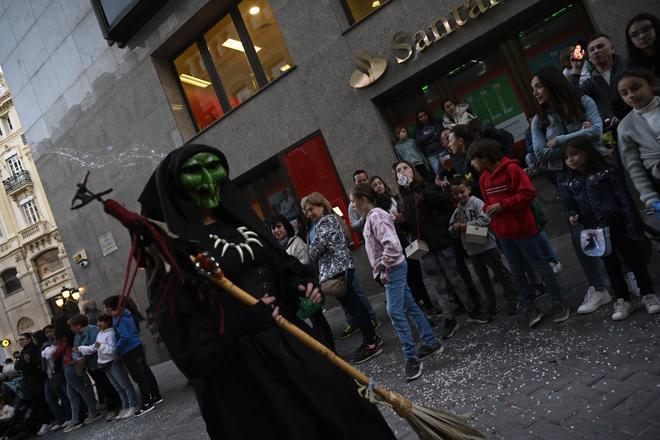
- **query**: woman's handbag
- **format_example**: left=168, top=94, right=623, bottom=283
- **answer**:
left=580, top=227, right=612, bottom=257
left=320, top=272, right=347, bottom=298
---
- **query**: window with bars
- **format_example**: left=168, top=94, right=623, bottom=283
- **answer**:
left=340, top=0, right=389, bottom=25
left=173, top=0, right=294, bottom=131
left=6, top=154, right=23, bottom=176
left=21, top=199, right=41, bottom=225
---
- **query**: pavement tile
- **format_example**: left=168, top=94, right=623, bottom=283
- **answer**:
left=493, top=422, right=539, bottom=439
left=624, top=372, right=660, bottom=391
left=612, top=389, right=659, bottom=416
left=577, top=393, right=626, bottom=418
left=528, top=419, right=581, bottom=440
left=633, top=426, right=660, bottom=440
left=599, top=430, right=633, bottom=440
left=561, top=381, right=606, bottom=401
left=560, top=415, right=614, bottom=439
left=591, top=378, right=640, bottom=398
left=593, top=411, right=651, bottom=436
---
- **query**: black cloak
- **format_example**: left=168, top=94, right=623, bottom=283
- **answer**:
left=137, top=144, right=395, bottom=440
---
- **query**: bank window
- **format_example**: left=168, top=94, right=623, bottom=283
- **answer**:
left=173, top=0, right=294, bottom=132
left=340, top=0, right=389, bottom=25
left=2, top=268, right=21, bottom=295
left=516, top=4, right=591, bottom=75
left=21, top=199, right=41, bottom=225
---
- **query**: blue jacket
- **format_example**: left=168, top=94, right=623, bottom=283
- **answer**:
left=73, top=325, right=100, bottom=370
left=113, top=309, right=143, bottom=356
left=531, top=95, right=607, bottom=171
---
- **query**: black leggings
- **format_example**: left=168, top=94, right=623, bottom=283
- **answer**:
left=123, top=345, right=161, bottom=406
left=601, top=223, right=655, bottom=301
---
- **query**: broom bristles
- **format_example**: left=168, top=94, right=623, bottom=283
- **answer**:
left=407, top=402, right=484, bottom=440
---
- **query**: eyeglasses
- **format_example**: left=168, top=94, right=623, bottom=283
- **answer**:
left=629, top=24, right=654, bottom=39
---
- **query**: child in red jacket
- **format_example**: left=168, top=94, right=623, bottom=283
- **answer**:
left=468, top=138, right=568, bottom=328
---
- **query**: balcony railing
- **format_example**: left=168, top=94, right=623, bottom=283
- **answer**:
left=3, top=170, right=32, bottom=193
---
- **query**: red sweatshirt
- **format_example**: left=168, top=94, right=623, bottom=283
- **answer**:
left=479, top=157, right=538, bottom=240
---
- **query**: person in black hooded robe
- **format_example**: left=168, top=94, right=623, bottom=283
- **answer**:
left=137, top=144, right=395, bottom=440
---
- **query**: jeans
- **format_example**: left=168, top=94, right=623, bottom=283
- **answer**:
left=420, top=246, right=474, bottom=316
left=123, top=345, right=161, bottom=406
left=337, top=270, right=376, bottom=346
left=537, top=230, right=559, bottom=263
left=385, top=261, right=438, bottom=360
left=470, top=248, right=517, bottom=313
left=425, top=153, right=441, bottom=175
left=344, top=272, right=377, bottom=327
left=103, top=360, right=138, bottom=409
left=499, top=234, right=563, bottom=307
left=601, top=224, right=655, bottom=301
left=44, top=375, right=71, bottom=425
left=65, top=365, right=98, bottom=423
left=406, top=257, right=436, bottom=312
left=569, top=222, right=606, bottom=290
left=88, top=368, right=121, bottom=411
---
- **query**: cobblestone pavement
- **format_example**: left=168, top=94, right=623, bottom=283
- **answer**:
left=51, top=234, right=659, bottom=439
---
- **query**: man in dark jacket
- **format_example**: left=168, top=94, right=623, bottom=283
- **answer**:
left=467, top=119, right=515, bottom=158
left=569, top=34, right=629, bottom=125
left=14, top=333, right=51, bottom=430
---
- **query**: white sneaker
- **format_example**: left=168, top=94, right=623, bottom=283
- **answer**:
left=114, top=408, right=128, bottom=420
left=577, top=287, right=612, bottom=314
left=49, top=424, right=62, bottom=432
left=626, top=272, right=641, bottom=297
left=37, top=424, right=51, bottom=436
left=549, top=261, right=563, bottom=274
left=611, top=299, right=631, bottom=321
left=121, top=407, right=137, bottom=419
left=641, top=294, right=660, bottom=314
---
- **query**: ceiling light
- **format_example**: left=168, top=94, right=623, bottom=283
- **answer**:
left=179, top=74, right=211, bottom=88
left=55, top=298, right=64, bottom=307
left=249, top=6, right=260, bottom=15
left=222, top=38, right=261, bottom=53
left=280, top=64, right=291, bottom=72
left=372, top=1, right=381, bottom=7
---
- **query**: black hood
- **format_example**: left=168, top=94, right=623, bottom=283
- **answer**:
left=138, top=144, right=282, bottom=251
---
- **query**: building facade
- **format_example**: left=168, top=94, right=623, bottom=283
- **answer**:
left=0, top=73, right=77, bottom=361
left=0, top=0, right=653, bottom=363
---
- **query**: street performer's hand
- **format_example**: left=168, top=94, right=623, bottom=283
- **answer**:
left=261, top=293, right=280, bottom=319
left=299, top=282, right=323, bottom=304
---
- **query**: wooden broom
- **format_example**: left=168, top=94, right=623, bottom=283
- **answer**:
left=192, top=252, right=484, bottom=440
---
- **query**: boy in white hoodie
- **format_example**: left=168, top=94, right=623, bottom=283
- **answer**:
left=76, top=315, right=138, bottom=420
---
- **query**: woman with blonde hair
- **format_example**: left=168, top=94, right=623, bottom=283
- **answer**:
left=302, top=192, right=383, bottom=364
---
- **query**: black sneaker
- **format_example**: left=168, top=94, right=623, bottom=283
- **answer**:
left=151, top=396, right=164, bottom=406
left=353, top=342, right=383, bottom=364
left=417, top=342, right=444, bottom=360
left=525, top=305, right=543, bottom=328
left=371, top=319, right=381, bottom=331
left=466, top=312, right=491, bottom=324
left=405, top=359, right=423, bottom=382
left=552, top=302, right=569, bottom=323
left=505, top=302, right=518, bottom=316
left=340, top=324, right=360, bottom=339
left=134, top=403, right=155, bottom=417
left=533, top=283, right=547, bottom=299
left=439, top=318, right=460, bottom=339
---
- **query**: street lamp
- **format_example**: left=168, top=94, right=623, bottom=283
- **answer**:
left=54, top=286, right=82, bottom=316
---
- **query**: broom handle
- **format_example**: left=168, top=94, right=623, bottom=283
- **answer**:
left=211, top=275, right=395, bottom=403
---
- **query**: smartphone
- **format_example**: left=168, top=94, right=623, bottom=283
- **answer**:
left=571, top=44, right=585, bottom=61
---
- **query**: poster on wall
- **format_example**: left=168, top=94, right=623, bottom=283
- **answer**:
left=98, top=231, right=118, bottom=256
left=459, top=74, right=528, bottom=141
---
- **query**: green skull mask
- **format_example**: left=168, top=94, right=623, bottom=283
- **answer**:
left=179, top=152, right=228, bottom=210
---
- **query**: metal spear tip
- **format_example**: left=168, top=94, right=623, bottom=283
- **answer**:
left=70, top=170, right=113, bottom=210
